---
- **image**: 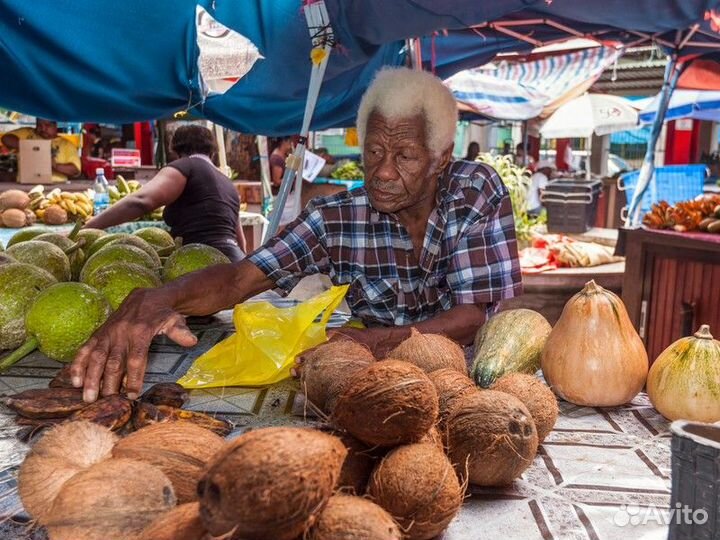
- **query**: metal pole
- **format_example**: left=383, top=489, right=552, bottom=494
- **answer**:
left=625, top=56, right=683, bottom=227
left=522, top=120, right=529, bottom=167
left=257, top=135, right=273, bottom=216
left=213, top=123, right=229, bottom=176
left=586, top=135, right=592, bottom=181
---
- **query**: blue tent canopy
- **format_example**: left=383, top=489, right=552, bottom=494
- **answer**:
left=1, top=0, right=718, bottom=134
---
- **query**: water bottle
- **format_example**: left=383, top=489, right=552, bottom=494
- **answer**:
left=93, top=167, right=110, bottom=216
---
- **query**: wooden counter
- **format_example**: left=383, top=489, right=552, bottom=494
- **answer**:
left=617, top=227, right=720, bottom=362
left=500, top=262, right=625, bottom=325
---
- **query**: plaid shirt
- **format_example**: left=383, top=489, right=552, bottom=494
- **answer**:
left=248, top=160, right=522, bottom=326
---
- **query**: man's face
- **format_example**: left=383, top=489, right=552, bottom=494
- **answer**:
left=36, top=120, right=58, bottom=139
left=363, top=112, right=443, bottom=214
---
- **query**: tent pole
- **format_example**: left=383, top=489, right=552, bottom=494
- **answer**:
left=257, top=135, right=273, bottom=216
left=522, top=121, right=529, bottom=167
left=214, top=123, right=229, bottom=176
left=585, top=135, right=592, bottom=181
left=625, top=55, right=683, bottom=227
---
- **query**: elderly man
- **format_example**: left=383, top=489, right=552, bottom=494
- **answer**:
left=71, top=68, right=521, bottom=403
left=2, top=118, right=81, bottom=181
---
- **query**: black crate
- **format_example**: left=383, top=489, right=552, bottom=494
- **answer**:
left=668, top=421, right=720, bottom=540
left=541, top=179, right=602, bottom=234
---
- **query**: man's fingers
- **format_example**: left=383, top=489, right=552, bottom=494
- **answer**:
left=100, top=345, right=127, bottom=397
left=82, top=339, right=110, bottom=403
left=124, top=345, right=149, bottom=400
left=70, top=336, right=96, bottom=388
left=161, top=315, right=197, bottom=347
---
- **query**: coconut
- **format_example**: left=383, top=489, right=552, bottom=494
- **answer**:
left=135, top=502, right=207, bottom=540
left=419, top=425, right=444, bottom=451
left=428, top=368, right=478, bottom=432
left=333, top=360, right=439, bottom=447
left=335, top=431, right=378, bottom=495
left=368, top=443, right=463, bottom=540
left=45, top=458, right=176, bottom=540
left=2, top=208, right=27, bottom=228
left=112, top=422, right=225, bottom=503
left=18, top=421, right=118, bottom=522
left=198, top=427, right=347, bottom=540
left=43, top=204, right=68, bottom=225
left=491, top=373, right=558, bottom=443
left=300, top=340, right=376, bottom=413
left=387, top=328, right=467, bottom=375
left=307, top=494, right=402, bottom=540
left=446, top=390, right=538, bottom=487
left=0, top=189, right=30, bottom=211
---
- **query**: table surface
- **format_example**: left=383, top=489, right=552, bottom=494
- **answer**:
left=0, top=306, right=672, bottom=540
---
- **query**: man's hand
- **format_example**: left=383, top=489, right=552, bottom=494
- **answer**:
left=70, top=288, right=197, bottom=402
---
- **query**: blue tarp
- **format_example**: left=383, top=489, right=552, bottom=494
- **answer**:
left=1, top=0, right=718, bottom=134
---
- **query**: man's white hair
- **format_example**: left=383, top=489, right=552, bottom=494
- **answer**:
left=357, top=67, right=457, bottom=157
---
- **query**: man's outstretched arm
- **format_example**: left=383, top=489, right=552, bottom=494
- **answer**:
left=71, top=260, right=273, bottom=402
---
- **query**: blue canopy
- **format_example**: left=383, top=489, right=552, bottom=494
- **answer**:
left=1, top=0, right=719, bottom=134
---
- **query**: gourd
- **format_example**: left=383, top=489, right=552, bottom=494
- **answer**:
left=647, top=325, right=720, bottom=422
left=472, top=309, right=552, bottom=388
left=541, top=280, right=648, bottom=407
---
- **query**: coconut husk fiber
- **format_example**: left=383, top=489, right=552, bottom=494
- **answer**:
left=491, top=373, right=558, bottom=443
left=300, top=340, right=375, bottom=414
left=335, top=431, right=378, bottom=496
left=18, top=421, right=118, bottom=522
left=368, top=443, right=463, bottom=540
left=447, top=390, right=538, bottom=487
left=333, top=360, right=439, bottom=447
left=428, top=368, right=478, bottom=432
left=387, top=328, right=467, bottom=375
left=44, top=458, right=176, bottom=540
left=135, top=502, right=207, bottom=540
left=306, top=494, right=402, bottom=540
left=112, top=422, right=225, bottom=503
left=198, top=427, right=346, bottom=540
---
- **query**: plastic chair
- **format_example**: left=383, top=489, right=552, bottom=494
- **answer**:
left=618, top=164, right=707, bottom=217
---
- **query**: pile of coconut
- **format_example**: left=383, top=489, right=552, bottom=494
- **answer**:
left=17, top=329, right=557, bottom=540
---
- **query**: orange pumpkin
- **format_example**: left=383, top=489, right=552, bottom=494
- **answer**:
left=541, top=280, right=648, bottom=407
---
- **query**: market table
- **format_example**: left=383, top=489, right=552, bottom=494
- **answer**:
left=0, top=301, right=673, bottom=540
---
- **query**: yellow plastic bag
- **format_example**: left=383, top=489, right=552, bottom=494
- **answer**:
left=178, top=285, right=349, bottom=388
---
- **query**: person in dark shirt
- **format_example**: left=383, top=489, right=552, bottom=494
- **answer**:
left=269, top=136, right=293, bottom=195
left=85, top=125, right=245, bottom=261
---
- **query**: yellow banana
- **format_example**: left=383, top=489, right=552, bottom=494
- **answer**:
left=116, top=176, right=130, bottom=194
left=64, top=200, right=79, bottom=215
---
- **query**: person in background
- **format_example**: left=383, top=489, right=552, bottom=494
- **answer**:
left=269, top=136, right=294, bottom=194
left=1, top=118, right=81, bottom=181
left=316, top=147, right=337, bottom=178
left=464, top=141, right=480, bottom=161
left=528, top=159, right=554, bottom=216
left=85, top=125, right=246, bottom=261
left=514, top=142, right=535, bottom=170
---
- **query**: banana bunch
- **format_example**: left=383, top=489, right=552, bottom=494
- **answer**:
left=109, top=176, right=163, bottom=221
left=108, top=175, right=142, bottom=204
left=28, top=185, right=94, bottom=221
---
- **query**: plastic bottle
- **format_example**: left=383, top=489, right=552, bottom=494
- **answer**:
left=93, top=167, right=110, bottom=216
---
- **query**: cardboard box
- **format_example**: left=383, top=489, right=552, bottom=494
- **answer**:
left=17, top=139, right=52, bottom=184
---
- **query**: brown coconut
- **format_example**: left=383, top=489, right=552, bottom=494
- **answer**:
left=43, top=204, right=68, bottom=225
left=419, top=425, right=444, bottom=451
left=447, top=390, right=538, bottom=487
left=112, top=422, right=225, bottom=503
left=368, top=443, right=463, bottom=540
left=2, top=208, right=27, bottom=228
left=0, top=189, right=30, bottom=211
left=491, top=373, right=558, bottom=443
left=198, top=427, right=347, bottom=540
left=333, top=360, right=439, bottom=447
left=44, top=458, right=176, bottom=540
left=335, top=431, right=378, bottom=495
left=387, top=328, right=467, bottom=375
left=300, top=340, right=376, bottom=413
left=135, top=502, right=207, bottom=540
left=428, top=368, right=478, bottom=431
left=18, top=421, right=118, bottom=522
left=307, top=494, right=402, bottom=540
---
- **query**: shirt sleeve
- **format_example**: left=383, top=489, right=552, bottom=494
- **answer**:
left=246, top=204, right=331, bottom=293
left=445, top=188, right=522, bottom=310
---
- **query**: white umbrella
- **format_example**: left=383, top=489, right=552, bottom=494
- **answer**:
left=540, top=93, right=639, bottom=138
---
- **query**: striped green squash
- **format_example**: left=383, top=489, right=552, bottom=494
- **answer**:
left=472, top=309, right=552, bottom=388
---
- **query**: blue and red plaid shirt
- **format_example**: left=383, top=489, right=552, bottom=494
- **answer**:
left=248, top=160, right=522, bottom=326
